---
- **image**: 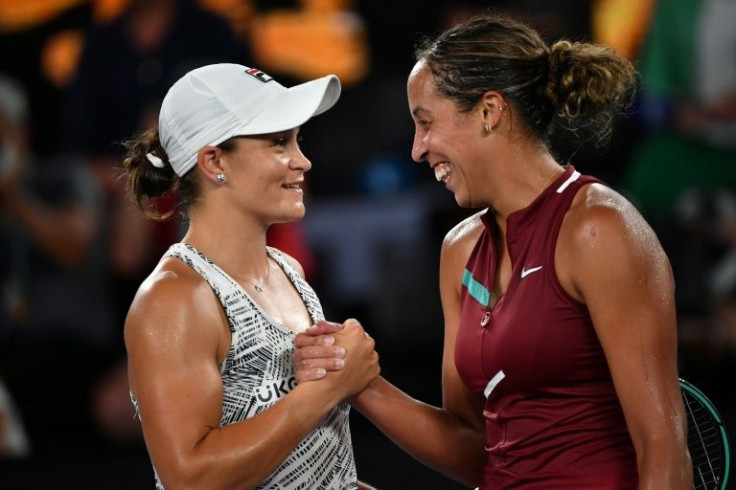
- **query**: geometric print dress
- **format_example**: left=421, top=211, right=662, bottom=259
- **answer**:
left=133, top=242, right=357, bottom=489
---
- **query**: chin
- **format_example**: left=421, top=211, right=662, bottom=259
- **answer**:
left=453, top=193, right=473, bottom=208
left=285, top=204, right=306, bottom=221
left=453, top=187, right=485, bottom=209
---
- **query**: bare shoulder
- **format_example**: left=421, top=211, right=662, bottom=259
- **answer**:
left=562, top=183, right=662, bottom=253
left=558, top=183, right=671, bottom=300
left=439, top=210, right=487, bottom=294
left=124, top=257, right=224, bottom=352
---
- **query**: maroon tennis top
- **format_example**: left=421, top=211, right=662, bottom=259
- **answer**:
left=455, top=166, right=638, bottom=489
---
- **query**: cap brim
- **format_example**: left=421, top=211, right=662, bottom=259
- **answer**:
left=220, top=74, right=341, bottom=141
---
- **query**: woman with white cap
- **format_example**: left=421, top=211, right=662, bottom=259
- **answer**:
left=122, top=63, right=379, bottom=490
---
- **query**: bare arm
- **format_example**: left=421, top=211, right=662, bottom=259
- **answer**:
left=558, top=184, right=692, bottom=489
left=126, top=262, right=379, bottom=490
left=295, top=215, right=487, bottom=486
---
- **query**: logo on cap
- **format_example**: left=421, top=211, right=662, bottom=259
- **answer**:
left=245, top=68, right=273, bottom=83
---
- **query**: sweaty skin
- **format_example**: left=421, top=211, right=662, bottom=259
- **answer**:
left=294, top=59, right=692, bottom=488
left=126, top=132, right=380, bottom=490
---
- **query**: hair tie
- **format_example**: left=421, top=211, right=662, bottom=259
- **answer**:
left=146, top=152, right=165, bottom=168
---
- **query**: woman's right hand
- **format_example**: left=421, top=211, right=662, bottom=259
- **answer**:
left=293, top=319, right=379, bottom=399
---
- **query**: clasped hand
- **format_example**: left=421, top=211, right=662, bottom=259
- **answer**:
left=293, top=319, right=379, bottom=398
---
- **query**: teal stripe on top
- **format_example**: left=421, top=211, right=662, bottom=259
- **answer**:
left=462, top=269, right=490, bottom=307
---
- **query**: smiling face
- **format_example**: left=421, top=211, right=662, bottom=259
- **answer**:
left=219, top=128, right=312, bottom=224
left=408, top=60, right=490, bottom=208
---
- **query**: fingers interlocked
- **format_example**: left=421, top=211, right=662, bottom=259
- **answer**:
left=293, top=319, right=379, bottom=387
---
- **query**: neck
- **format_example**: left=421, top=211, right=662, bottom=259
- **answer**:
left=484, top=144, right=565, bottom=219
left=183, top=204, right=271, bottom=280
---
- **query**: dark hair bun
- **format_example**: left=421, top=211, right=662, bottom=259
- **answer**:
left=547, top=40, right=635, bottom=119
left=122, top=127, right=177, bottom=219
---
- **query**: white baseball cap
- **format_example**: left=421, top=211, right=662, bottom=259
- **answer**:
left=158, top=63, right=341, bottom=176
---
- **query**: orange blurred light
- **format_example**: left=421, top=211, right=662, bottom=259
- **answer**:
left=0, top=0, right=85, bottom=32
left=41, top=29, right=84, bottom=87
left=251, top=6, right=369, bottom=85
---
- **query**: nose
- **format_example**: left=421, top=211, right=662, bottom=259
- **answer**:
left=293, top=148, right=312, bottom=172
left=411, top=128, right=427, bottom=163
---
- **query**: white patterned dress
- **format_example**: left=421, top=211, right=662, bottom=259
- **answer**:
left=132, top=243, right=357, bottom=489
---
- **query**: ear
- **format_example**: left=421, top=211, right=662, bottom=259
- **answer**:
left=196, top=145, right=227, bottom=184
left=478, top=91, right=509, bottom=127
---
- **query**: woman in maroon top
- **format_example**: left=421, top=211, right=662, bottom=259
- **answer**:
left=294, top=13, right=692, bottom=489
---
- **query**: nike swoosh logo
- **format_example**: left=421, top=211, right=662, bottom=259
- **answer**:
left=520, top=265, right=543, bottom=279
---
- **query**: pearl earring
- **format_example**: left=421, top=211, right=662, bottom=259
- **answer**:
left=216, top=173, right=227, bottom=184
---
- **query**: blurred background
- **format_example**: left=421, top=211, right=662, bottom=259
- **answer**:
left=0, top=0, right=734, bottom=488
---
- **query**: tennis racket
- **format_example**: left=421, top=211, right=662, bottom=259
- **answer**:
left=680, top=378, right=731, bottom=490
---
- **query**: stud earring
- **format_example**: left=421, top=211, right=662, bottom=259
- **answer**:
left=216, top=173, right=227, bottom=184
left=483, top=123, right=494, bottom=136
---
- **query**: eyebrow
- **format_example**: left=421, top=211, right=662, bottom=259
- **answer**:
left=412, top=107, right=428, bottom=118
left=275, top=128, right=298, bottom=138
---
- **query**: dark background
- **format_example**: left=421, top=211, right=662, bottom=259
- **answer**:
left=0, top=0, right=734, bottom=488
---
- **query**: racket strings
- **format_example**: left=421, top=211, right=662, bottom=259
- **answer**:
left=684, top=391, right=723, bottom=490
